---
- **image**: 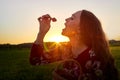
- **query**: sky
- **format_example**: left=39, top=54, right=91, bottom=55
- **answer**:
left=0, top=0, right=120, bottom=44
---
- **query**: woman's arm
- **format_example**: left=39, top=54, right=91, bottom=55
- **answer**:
left=29, top=43, right=44, bottom=65
left=29, top=14, right=51, bottom=65
left=29, top=14, right=61, bottom=65
left=29, top=43, right=63, bottom=65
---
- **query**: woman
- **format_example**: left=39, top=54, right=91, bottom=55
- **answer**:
left=30, top=10, right=119, bottom=80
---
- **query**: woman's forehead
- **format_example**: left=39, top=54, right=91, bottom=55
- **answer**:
left=73, top=11, right=82, bottom=17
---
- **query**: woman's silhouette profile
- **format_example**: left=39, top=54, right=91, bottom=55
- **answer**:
left=30, top=10, right=119, bottom=80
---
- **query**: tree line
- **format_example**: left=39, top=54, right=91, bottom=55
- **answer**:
left=0, top=40, right=120, bottom=49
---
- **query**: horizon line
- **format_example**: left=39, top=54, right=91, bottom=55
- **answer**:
left=0, top=39, right=120, bottom=45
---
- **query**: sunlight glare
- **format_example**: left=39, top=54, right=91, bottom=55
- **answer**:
left=49, top=36, right=69, bottom=43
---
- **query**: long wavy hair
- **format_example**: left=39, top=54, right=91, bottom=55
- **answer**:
left=80, top=10, right=111, bottom=64
left=79, top=10, right=119, bottom=79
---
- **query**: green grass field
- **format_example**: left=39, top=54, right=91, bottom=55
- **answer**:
left=0, top=46, right=120, bottom=80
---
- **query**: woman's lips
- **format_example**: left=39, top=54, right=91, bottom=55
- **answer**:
left=62, top=28, right=65, bottom=31
left=64, top=23, right=67, bottom=26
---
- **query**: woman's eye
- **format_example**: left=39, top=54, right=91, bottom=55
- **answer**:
left=70, top=17, right=74, bottom=20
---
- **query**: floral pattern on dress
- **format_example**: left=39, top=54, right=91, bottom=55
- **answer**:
left=30, top=44, right=104, bottom=80
left=80, top=49, right=103, bottom=80
left=89, top=49, right=95, bottom=58
left=53, top=59, right=82, bottom=80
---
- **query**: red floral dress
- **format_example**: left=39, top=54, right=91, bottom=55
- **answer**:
left=30, top=43, right=104, bottom=80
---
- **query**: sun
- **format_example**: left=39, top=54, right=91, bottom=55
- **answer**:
left=49, top=35, right=69, bottom=43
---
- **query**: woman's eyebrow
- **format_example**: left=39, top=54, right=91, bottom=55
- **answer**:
left=72, top=14, right=76, bottom=18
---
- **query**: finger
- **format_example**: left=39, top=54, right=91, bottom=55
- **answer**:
left=42, top=14, right=51, bottom=20
left=38, top=17, right=42, bottom=20
left=38, top=16, right=50, bottom=21
left=42, top=14, right=51, bottom=18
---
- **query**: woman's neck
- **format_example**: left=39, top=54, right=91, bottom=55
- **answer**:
left=69, top=36, right=88, bottom=58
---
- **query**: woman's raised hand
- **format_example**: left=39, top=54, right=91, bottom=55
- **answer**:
left=35, top=14, right=56, bottom=44
left=38, top=14, right=51, bottom=36
left=38, top=14, right=57, bottom=36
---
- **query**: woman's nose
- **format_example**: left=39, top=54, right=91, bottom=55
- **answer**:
left=65, top=18, right=67, bottom=21
left=65, top=18, right=69, bottom=22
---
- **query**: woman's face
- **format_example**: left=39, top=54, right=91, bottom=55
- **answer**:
left=62, top=11, right=82, bottom=37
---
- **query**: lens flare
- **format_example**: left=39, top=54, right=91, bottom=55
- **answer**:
left=50, top=36, right=69, bottom=43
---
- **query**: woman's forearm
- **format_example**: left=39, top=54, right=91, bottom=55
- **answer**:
left=34, top=33, right=45, bottom=45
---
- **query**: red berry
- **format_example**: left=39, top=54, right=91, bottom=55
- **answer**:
left=52, top=18, right=57, bottom=22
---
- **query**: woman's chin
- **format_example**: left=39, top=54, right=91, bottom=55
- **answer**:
left=61, top=29, right=74, bottom=37
left=61, top=32, right=70, bottom=38
left=61, top=31, right=67, bottom=37
left=61, top=31, right=66, bottom=36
